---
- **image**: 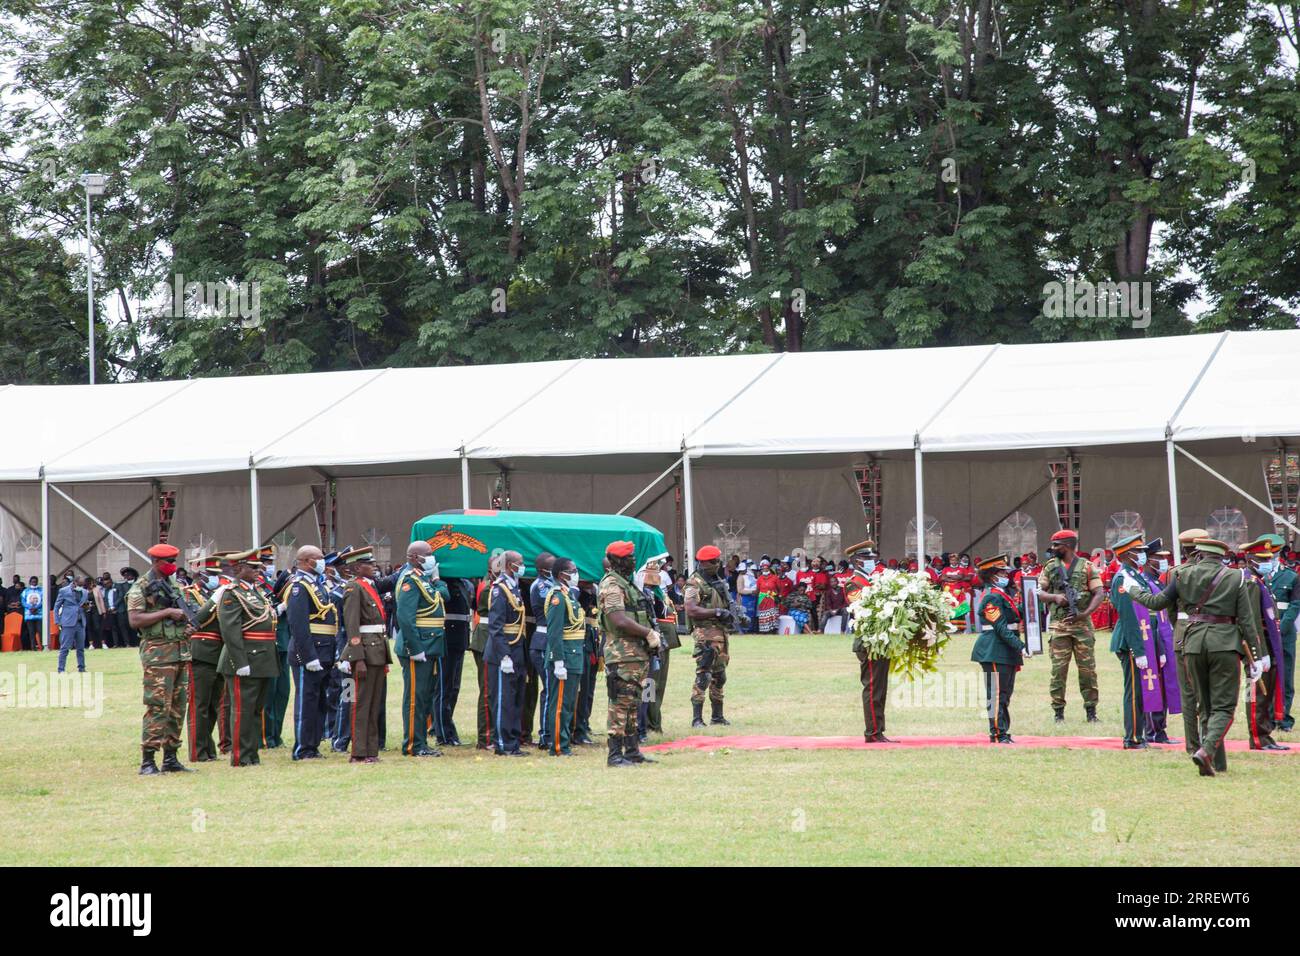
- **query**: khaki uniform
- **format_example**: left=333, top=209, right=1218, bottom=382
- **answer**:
left=685, top=572, right=730, bottom=705
left=599, top=571, right=652, bottom=738
left=340, top=578, right=392, bottom=759
left=216, top=580, right=279, bottom=766
left=1038, top=556, right=1102, bottom=711
left=128, top=573, right=192, bottom=755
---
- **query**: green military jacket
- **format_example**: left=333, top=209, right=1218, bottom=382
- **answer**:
left=216, top=580, right=280, bottom=677
left=684, top=571, right=729, bottom=642
left=971, top=587, right=1025, bottom=666
left=599, top=570, right=652, bottom=666
left=1130, top=559, right=1262, bottom=657
left=186, top=581, right=224, bottom=666
left=545, top=585, right=586, bottom=673
left=394, top=567, right=449, bottom=659
left=340, top=578, right=392, bottom=666
left=127, top=572, right=192, bottom=666
left=1108, top=565, right=1152, bottom=657
left=470, top=578, right=491, bottom=654
left=1268, top=566, right=1299, bottom=634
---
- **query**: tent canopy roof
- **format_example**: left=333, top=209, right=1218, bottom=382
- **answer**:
left=4, top=329, right=1297, bottom=482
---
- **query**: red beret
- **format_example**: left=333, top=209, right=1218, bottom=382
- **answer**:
left=605, top=540, right=635, bottom=558
left=696, top=545, right=722, bottom=561
left=1050, top=530, right=1078, bottom=543
left=147, top=543, right=180, bottom=559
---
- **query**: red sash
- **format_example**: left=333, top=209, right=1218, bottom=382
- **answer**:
left=357, top=579, right=386, bottom=623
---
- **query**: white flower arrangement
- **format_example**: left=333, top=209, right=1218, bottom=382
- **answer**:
left=847, top=570, right=959, bottom=679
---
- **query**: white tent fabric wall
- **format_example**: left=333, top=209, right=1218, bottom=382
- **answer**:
left=0, top=482, right=156, bottom=579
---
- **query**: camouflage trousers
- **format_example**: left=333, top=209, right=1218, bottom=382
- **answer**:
left=690, top=638, right=729, bottom=704
left=606, top=661, right=648, bottom=736
left=1048, top=626, right=1098, bottom=709
left=142, top=662, right=190, bottom=752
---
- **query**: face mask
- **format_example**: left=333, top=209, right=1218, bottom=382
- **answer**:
left=1156, top=559, right=1169, bottom=573
left=158, top=562, right=178, bottom=577
left=1134, top=553, right=1147, bottom=568
left=564, top=571, right=579, bottom=590
left=314, top=558, right=326, bottom=575
left=206, top=574, right=221, bottom=589
left=960, top=559, right=970, bottom=567
left=422, top=555, right=439, bottom=574
left=862, top=560, right=876, bottom=573
left=1258, top=560, right=1276, bottom=575
left=993, top=575, right=1009, bottom=589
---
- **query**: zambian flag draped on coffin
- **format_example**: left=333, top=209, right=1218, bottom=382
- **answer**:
left=410, top=510, right=668, bottom=582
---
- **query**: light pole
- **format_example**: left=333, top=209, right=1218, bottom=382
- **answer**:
left=79, top=173, right=107, bottom=385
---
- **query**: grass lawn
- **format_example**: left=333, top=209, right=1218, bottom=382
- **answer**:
left=1, top=633, right=1295, bottom=866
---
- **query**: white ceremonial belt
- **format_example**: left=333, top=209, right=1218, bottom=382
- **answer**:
left=982, top=624, right=1019, bottom=632
left=359, top=624, right=385, bottom=633
left=534, top=625, right=547, bottom=633
left=443, top=614, right=471, bottom=622
left=1277, top=602, right=1290, bottom=609
left=1177, top=612, right=1188, bottom=620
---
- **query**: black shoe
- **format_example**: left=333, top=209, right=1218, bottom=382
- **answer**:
left=1279, top=720, right=1294, bottom=732
left=997, top=735, right=1015, bottom=744
left=1191, top=747, right=1216, bottom=776
left=1151, top=733, right=1172, bottom=744
left=448, top=736, right=463, bottom=747
left=623, top=735, right=655, bottom=764
left=637, top=731, right=648, bottom=743
left=412, top=747, right=442, bottom=757
left=139, top=749, right=160, bottom=776
left=1053, top=709, right=1065, bottom=724
left=160, top=750, right=192, bottom=773
left=573, top=733, right=594, bottom=745
left=507, top=749, right=529, bottom=757
left=1085, top=707, right=1099, bottom=724
left=302, top=751, right=324, bottom=759
left=1123, top=741, right=1150, bottom=750
left=691, top=701, right=706, bottom=728
left=709, top=701, right=730, bottom=726
left=607, top=735, right=633, bottom=767
left=988, top=735, right=997, bottom=743
left=864, top=734, right=897, bottom=743
left=1263, top=742, right=1289, bottom=751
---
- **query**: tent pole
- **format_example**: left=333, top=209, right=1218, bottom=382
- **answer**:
left=47, top=484, right=150, bottom=562
left=249, top=461, right=261, bottom=548
left=617, top=455, right=684, bottom=516
left=1175, top=443, right=1300, bottom=537
left=460, top=448, right=470, bottom=509
left=914, top=436, right=925, bottom=565
left=1165, top=434, right=1181, bottom=551
left=683, top=448, right=695, bottom=569
left=40, top=467, right=49, bottom=648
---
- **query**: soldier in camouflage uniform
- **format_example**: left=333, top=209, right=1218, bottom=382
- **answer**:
left=127, top=543, right=195, bottom=775
left=1037, top=529, right=1104, bottom=722
left=684, top=545, right=733, bottom=728
left=599, top=540, right=660, bottom=767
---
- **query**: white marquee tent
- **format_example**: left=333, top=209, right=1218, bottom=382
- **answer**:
left=3, top=329, right=1299, bottom=618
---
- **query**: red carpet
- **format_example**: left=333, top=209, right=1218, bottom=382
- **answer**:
left=644, top=734, right=1299, bottom=754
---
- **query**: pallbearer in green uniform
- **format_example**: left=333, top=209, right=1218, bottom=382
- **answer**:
left=470, top=553, right=501, bottom=749
left=1109, top=533, right=1155, bottom=750
left=395, top=541, right=449, bottom=757
left=1128, top=537, right=1263, bottom=776
left=1260, top=533, right=1298, bottom=731
left=217, top=549, right=280, bottom=767
left=339, top=546, right=391, bottom=763
left=545, top=557, right=585, bottom=756
left=971, top=554, right=1026, bottom=743
left=128, top=543, right=195, bottom=775
left=185, top=552, right=232, bottom=762
left=1171, top=528, right=1211, bottom=762
left=260, top=546, right=291, bottom=749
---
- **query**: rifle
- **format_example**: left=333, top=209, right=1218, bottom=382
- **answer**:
left=710, top=575, right=750, bottom=631
left=144, top=577, right=199, bottom=629
left=1050, top=561, right=1081, bottom=620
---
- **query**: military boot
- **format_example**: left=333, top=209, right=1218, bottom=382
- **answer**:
left=139, top=748, right=160, bottom=776
left=1085, top=705, right=1099, bottom=723
left=1053, top=707, right=1065, bottom=723
left=710, top=700, right=730, bottom=726
left=607, top=735, right=633, bottom=767
left=622, top=735, right=655, bottom=764
left=160, top=749, right=192, bottom=773
left=691, top=701, right=706, bottom=728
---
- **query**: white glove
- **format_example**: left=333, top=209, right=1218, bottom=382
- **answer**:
left=336, top=660, right=351, bottom=674
left=500, top=656, right=515, bottom=674
left=236, top=665, right=251, bottom=677
left=305, top=659, right=323, bottom=672
left=1158, top=655, right=1166, bottom=668
left=1136, top=656, right=1148, bottom=670
left=554, top=661, right=567, bottom=680
left=412, top=651, right=427, bottom=662
left=276, top=603, right=287, bottom=615
left=1249, top=661, right=1264, bottom=682
left=1260, top=654, right=1271, bottom=673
